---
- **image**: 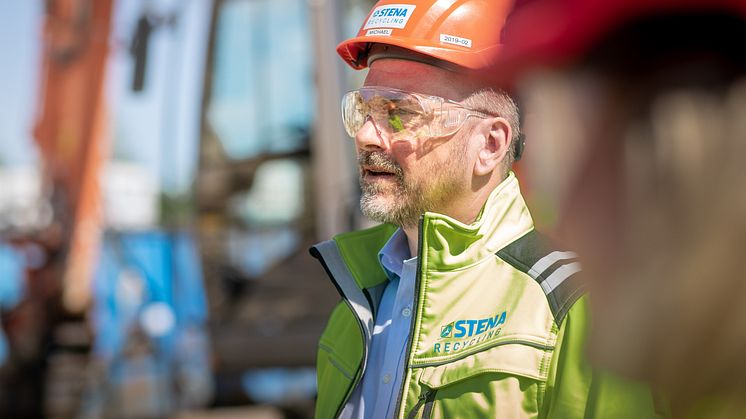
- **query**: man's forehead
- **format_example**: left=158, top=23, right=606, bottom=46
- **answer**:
left=363, top=58, right=474, bottom=101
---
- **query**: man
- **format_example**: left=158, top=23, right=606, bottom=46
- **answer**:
left=498, top=0, right=746, bottom=417
left=311, top=1, right=660, bottom=418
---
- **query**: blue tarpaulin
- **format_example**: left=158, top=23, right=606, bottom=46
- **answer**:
left=0, top=243, right=25, bottom=366
left=92, top=230, right=208, bottom=359
left=0, top=243, right=24, bottom=310
left=87, top=230, right=212, bottom=413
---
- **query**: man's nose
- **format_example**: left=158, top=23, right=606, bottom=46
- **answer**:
left=355, top=118, right=388, bottom=151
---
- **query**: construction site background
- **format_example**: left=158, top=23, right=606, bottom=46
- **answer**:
left=0, top=0, right=376, bottom=418
left=5, top=1, right=746, bottom=418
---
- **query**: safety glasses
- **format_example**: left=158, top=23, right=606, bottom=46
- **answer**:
left=341, top=86, right=495, bottom=140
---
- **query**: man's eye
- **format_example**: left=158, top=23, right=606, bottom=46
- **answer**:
left=388, top=107, right=421, bottom=132
left=388, top=114, right=405, bottom=132
left=388, top=106, right=420, bottom=121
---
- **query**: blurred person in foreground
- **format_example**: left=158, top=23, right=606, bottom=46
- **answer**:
left=498, top=0, right=746, bottom=417
left=309, top=1, right=660, bottom=418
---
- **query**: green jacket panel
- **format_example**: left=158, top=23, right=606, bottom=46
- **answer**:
left=316, top=302, right=363, bottom=419
left=542, top=296, right=663, bottom=419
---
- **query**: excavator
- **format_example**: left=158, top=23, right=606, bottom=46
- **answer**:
left=0, top=0, right=362, bottom=417
left=0, top=0, right=112, bottom=416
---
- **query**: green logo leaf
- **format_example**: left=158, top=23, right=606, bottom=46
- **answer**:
left=440, top=323, right=454, bottom=338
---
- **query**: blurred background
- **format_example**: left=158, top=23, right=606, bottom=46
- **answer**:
left=0, top=0, right=379, bottom=417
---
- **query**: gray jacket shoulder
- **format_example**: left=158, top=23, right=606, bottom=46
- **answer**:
left=496, top=229, right=586, bottom=325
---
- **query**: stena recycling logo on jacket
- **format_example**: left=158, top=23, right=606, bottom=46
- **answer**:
left=436, top=311, right=508, bottom=354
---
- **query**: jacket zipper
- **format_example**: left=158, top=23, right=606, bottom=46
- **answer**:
left=394, top=216, right=426, bottom=417
left=405, top=388, right=437, bottom=419
left=312, top=249, right=367, bottom=419
left=421, top=389, right=436, bottom=419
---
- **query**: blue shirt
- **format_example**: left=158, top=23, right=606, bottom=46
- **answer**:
left=340, top=228, right=417, bottom=419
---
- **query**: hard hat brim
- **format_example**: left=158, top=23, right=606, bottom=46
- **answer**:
left=337, top=36, right=502, bottom=72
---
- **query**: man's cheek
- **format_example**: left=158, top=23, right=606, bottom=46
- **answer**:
left=390, top=139, right=419, bottom=162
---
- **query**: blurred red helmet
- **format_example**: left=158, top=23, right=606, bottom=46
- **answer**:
left=497, top=0, right=746, bottom=80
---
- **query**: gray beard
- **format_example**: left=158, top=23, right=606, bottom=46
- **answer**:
left=358, top=151, right=463, bottom=227
left=359, top=180, right=424, bottom=228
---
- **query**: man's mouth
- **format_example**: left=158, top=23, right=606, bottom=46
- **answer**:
left=362, top=166, right=397, bottom=178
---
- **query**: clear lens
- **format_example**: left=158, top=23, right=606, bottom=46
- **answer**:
left=341, top=87, right=485, bottom=140
left=433, top=106, right=468, bottom=137
left=341, top=91, right=366, bottom=137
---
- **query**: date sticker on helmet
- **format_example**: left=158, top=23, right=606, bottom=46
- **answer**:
left=363, top=4, right=416, bottom=30
left=440, top=33, right=473, bottom=48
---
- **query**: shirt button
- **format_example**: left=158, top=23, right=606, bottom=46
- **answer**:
left=401, top=307, right=412, bottom=317
left=383, top=373, right=392, bottom=384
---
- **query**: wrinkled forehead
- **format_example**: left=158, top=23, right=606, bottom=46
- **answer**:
left=363, top=58, right=478, bottom=102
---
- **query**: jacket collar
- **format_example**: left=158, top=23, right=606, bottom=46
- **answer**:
left=419, top=172, right=534, bottom=271
left=320, top=172, right=533, bottom=286
left=332, top=223, right=398, bottom=290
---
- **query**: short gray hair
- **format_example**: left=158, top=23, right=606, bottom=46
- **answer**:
left=463, top=89, right=521, bottom=173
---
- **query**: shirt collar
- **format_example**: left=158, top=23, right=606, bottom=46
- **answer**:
left=377, top=228, right=413, bottom=281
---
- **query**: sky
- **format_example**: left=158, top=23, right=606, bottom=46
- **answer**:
left=207, top=0, right=314, bottom=159
left=0, top=0, right=42, bottom=167
left=0, top=0, right=211, bottom=193
left=0, top=0, right=360, bottom=194
left=107, top=0, right=212, bottom=193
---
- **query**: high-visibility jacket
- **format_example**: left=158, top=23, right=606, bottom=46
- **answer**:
left=311, top=173, right=663, bottom=419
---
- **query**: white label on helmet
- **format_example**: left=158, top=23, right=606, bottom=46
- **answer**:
left=366, top=28, right=393, bottom=37
left=363, top=4, right=416, bottom=30
left=440, top=33, right=473, bottom=48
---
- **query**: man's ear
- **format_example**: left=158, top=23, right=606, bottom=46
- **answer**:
left=474, top=117, right=512, bottom=177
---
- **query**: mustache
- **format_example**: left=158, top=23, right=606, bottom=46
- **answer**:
left=357, top=151, right=403, bottom=177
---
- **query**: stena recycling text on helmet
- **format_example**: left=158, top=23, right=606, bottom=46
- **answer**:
left=364, top=4, right=417, bottom=29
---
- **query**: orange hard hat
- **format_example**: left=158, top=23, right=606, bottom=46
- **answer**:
left=498, top=0, right=746, bottom=77
left=337, top=0, right=514, bottom=71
